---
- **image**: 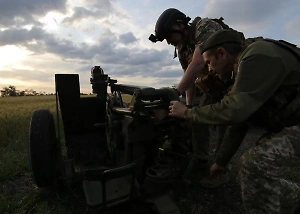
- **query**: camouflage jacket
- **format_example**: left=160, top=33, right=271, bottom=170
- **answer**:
left=176, top=17, right=223, bottom=71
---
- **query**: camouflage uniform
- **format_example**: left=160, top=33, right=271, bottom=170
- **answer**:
left=177, top=17, right=223, bottom=72
left=191, top=37, right=300, bottom=213
left=239, top=126, right=300, bottom=213
left=176, top=17, right=225, bottom=167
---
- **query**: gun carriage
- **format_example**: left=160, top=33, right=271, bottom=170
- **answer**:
left=29, top=66, right=192, bottom=212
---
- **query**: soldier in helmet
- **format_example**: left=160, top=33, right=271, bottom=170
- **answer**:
left=149, top=8, right=234, bottom=187
left=169, top=29, right=300, bottom=213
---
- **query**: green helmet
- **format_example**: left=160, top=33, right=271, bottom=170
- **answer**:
left=149, top=8, right=190, bottom=43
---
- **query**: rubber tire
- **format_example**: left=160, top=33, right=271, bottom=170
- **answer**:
left=29, top=109, right=61, bottom=187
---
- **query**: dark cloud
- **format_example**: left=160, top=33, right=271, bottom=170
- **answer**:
left=0, top=27, right=45, bottom=46
left=203, top=0, right=294, bottom=34
left=91, top=0, right=115, bottom=10
left=0, top=27, right=110, bottom=60
left=0, top=0, right=67, bottom=27
left=0, top=26, right=177, bottom=80
left=62, top=0, right=115, bottom=24
left=119, top=32, right=138, bottom=44
left=0, top=27, right=93, bottom=59
left=0, top=0, right=182, bottom=90
left=62, top=7, right=108, bottom=24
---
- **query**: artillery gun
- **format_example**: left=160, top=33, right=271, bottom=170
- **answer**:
left=29, top=66, right=192, bottom=213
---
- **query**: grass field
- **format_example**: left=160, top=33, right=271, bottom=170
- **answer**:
left=0, top=94, right=138, bottom=214
left=2, top=95, right=300, bottom=214
left=0, top=95, right=69, bottom=214
left=0, top=95, right=99, bottom=214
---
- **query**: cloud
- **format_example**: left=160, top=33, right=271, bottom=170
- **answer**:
left=0, top=0, right=67, bottom=27
left=0, top=22, right=178, bottom=92
left=0, top=27, right=45, bottom=46
left=3, top=0, right=298, bottom=95
left=285, top=16, right=300, bottom=44
left=62, top=0, right=127, bottom=25
left=203, top=0, right=291, bottom=36
left=119, top=32, right=138, bottom=44
left=0, top=25, right=174, bottom=70
left=63, top=6, right=113, bottom=24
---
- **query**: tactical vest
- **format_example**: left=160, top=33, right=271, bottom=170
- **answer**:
left=246, top=39, right=300, bottom=132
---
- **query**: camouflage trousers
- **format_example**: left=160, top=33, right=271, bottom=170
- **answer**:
left=238, top=126, right=300, bottom=214
left=191, top=93, right=225, bottom=162
left=191, top=122, right=227, bottom=161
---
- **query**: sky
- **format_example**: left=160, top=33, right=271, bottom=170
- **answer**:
left=0, top=0, right=299, bottom=94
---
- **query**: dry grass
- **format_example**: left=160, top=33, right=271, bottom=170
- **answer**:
left=1, top=95, right=300, bottom=214
left=0, top=95, right=89, bottom=213
left=0, top=94, right=134, bottom=214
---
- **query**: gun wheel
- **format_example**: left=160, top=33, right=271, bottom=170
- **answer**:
left=146, top=165, right=172, bottom=183
left=29, top=109, right=62, bottom=187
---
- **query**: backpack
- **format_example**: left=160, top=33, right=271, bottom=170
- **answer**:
left=245, top=38, right=300, bottom=131
left=211, top=17, right=230, bottom=29
left=241, top=37, right=300, bottom=61
left=211, top=17, right=245, bottom=41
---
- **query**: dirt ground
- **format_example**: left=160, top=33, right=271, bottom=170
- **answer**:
left=1, top=127, right=292, bottom=214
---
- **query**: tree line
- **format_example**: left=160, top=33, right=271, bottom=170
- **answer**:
left=1, top=85, right=54, bottom=97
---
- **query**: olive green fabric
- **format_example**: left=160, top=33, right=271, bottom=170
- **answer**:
left=215, top=123, right=248, bottom=167
left=190, top=40, right=300, bottom=166
left=201, top=29, right=242, bottom=54
left=190, top=41, right=300, bottom=125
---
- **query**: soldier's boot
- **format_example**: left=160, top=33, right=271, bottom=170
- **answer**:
left=182, top=156, right=209, bottom=186
left=170, top=156, right=208, bottom=201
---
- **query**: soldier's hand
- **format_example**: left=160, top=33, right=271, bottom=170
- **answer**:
left=210, top=163, right=225, bottom=178
left=169, top=101, right=188, bottom=118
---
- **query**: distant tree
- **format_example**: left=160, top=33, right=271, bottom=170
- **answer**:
left=1, top=87, right=9, bottom=97
left=1, top=85, right=17, bottom=97
left=18, top=90, right=26, bottom=96
left=24, top=89, right=30, bottom=96
left=38, top=91, right=46, bottom=96
left=0, top=85, right=52, bottom=97
left=24, top=89, right=37, bottom=96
